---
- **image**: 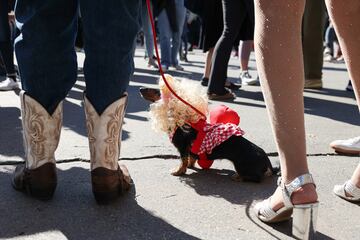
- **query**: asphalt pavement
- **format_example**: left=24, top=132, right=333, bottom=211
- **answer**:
left=0, top=47, right=359, bottom=240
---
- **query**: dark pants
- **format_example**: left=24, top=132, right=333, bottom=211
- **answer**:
left=15, top=0, right=141, bottom=114
left=0, top=0, right=15, bottom=75
left=302, top=0, right=326, bottom=81
left=208, top=0, right=254, bottom=94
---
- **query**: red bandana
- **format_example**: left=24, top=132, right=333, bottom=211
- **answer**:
left=195, top=122, right=244, bottom=155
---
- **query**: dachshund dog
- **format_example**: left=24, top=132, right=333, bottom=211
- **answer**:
left=171, top=124, right=278, bottom=182
left=140, top=75, right=278, bottom=182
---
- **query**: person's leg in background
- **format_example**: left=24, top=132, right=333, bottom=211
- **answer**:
left=324, top=21, right=336, bottom=62
left=208, top=0, right=245, bottom=99
left=80, top=0, right=141, bottom=204
left=157, top=9, right=172, bottom=71
left=201, top=48, right=214, bottom=86
left=232, top=42, right=239, bottom=58
left=0, top=0, right=19, bottom=91
left=302, top=0, right=326, bottom=89
left=0, top=56, right=5, bottom=76
left=141, top=0, right=158, bottom=69
left=334, top=163, right=360, bottom=201
left=325, top=0, right=360, bottom=202
left=170, top=0, right=186, bottom=70
left=239, top=41, right=252, bottom=71
left=326, top=0, right=360, bottom=108
left=179, top=13, right=189, bottom=63
left=253, top=0, right=318, bottom=238
left=239, top=40, right=258, bottom=85
left=12, top=0, right=78, bottom=199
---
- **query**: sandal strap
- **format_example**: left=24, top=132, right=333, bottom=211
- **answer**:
left=345, top=180, right=360, bottom=198
left=279, top=173, right=316, bottom=208
left=255, top=198, right=277, bottom=219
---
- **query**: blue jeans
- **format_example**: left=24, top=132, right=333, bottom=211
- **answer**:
left=15, top=0, right=141, bottom=115
left=325, top=24, right=337, bottom=55
left=157, top=0, right=186, bottom=67
left=141, top=0, right=154, bottom=59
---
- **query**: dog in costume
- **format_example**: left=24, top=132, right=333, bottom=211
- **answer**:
left=141, top=75, right=278, bottom=182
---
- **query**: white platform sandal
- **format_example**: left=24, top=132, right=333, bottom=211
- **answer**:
left=333, top=180, right=360, bottom=202
left=254, top=173, right=319, bottom=240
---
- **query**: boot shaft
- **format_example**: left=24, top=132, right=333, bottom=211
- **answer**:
left=84, top=94, right=128, bottom=170
left=20, top=91, right=63, bottom=169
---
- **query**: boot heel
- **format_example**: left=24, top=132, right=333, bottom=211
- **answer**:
left=93, top=190, right=119, bottom=205
left=292, top=202, right=319, bottom=240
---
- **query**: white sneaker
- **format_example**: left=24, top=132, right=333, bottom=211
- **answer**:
left=0, top=78, right=19, bottom=91
left=240, top=71, right=259, bottom=85
left=330, top=136, right=360, bottom=155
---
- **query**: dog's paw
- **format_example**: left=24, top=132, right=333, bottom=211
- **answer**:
left=231, top=173, right=242, bottom=182
left=171, top=166, right=187, bottom=176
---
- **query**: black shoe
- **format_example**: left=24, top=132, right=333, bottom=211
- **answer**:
left=225, top=81, right=241, bottom=90
left=346, top=80, right=353, bottom=92
left=207, top=89, right=236, bottom=101
left=201, top=77, right=209, bottom=86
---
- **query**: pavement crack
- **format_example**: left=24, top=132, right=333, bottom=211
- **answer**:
left=121, top=154, right=179, bottom=160
left=0, top=155, right=179, bottom=165
left=163, top=194, right=177, bottom=199
left=1, top=152, right=357, bottom=166
left=267, top=152, right=359, bottom=157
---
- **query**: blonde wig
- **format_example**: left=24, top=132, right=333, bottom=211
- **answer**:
left=149, top=74, right=208, bottom=134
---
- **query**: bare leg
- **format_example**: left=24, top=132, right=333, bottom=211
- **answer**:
left=325, top=0, right=360, bottom=108
left=254, top=0, right=317, bottom=210
left=334, top=163, right=360, bottom=199
left=204, top=48, right=214, bottom=79
left=326, top=0, right=360, bottom=197
left=239, top=40, right=253, bottom=71
left=350, top=164, right=360, bottom=188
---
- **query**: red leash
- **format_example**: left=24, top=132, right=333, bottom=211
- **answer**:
left=145, top=0, right=206, bottom=120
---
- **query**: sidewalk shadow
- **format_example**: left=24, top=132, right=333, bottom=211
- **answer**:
left=0, top=166, right=199, bottom=240
left=179, top=166, right=336, bottom=239
left=304, top=87, right=355, bottom=99
left=304, top=95, right=360, bottom=126
left=179, top=166, right=278, bottom=205
left=229, top=89, right=359, bottom=125
left=0, top=107, right=23, bottom=159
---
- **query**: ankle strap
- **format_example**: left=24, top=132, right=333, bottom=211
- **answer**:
left=279, top=173, right=316, bottom=208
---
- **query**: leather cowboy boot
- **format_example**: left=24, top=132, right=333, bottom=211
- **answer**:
left=12, top=91, right=62, bottom=200
left=84, top=93, right=131, bottom=204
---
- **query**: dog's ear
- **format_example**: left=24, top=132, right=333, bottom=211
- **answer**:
left=179, top=123, right=192, bottom=133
